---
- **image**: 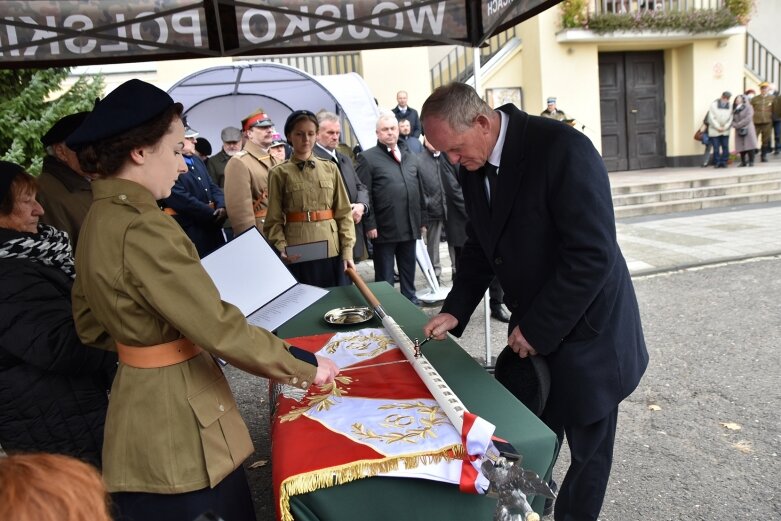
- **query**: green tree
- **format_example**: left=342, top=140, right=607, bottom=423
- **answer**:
left=0, top=68, right=103, bottom=175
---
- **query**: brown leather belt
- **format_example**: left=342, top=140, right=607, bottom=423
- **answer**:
left=116, top=338, right=203, bottom=369
left=286, top=209, right=334, bottom=222
left=163, top=202, right=215, bottom=216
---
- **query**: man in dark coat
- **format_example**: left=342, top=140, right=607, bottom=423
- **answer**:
left=160, top=125, right=227, bottom=257
left=314, top=111, right=370, bottom=262
left=392, top=90, right=422, bottom=138
left=358, top=114, right=424, bottom=304
left=421, top=83, right=648, bottom=521
left=417, top=137, right=448, bottom=280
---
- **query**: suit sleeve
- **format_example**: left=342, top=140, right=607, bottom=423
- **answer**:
left=208, top=173, right=226, bottom=209
left=164, top=176, right=216, bottom=224
left=224, top=157, right=257, bottom=234
left=356, top=154, right=377, bottom=232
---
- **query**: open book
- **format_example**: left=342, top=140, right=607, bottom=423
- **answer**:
left=201, top=227, right=328, bottom=332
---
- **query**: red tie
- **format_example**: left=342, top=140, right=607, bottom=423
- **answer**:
left=391, top=147, right=401, bottom=163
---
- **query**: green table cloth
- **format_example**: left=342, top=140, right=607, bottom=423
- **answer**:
left=276, top=282, right=557, bottom=521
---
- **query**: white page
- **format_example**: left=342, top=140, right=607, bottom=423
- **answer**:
left=247, top=283, right=328, bottom=331
left=201, top=228, right=326, bottom=329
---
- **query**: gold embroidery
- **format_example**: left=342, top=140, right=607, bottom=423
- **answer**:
left=279, top=375, right=353, bottom=423
left=351, top=401, right=450, bottom=444
left=324, top=330, right=394, bottom=359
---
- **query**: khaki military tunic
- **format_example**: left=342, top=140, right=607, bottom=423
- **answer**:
left=36, top=156, right=92, bottom=250
left=751, top=94, right=776, bottom=150
left=223, top=140, right=276, bottom=235
left=72, top=178, right=316, bottom=494
left=264, top=156, right=355, bottom=261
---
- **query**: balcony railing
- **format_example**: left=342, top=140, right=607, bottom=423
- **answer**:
left=237, top=52, right=362, bottom=76
left=746, top=32, right=780, bottom=91
left=590, top=0, right=725, bottom=15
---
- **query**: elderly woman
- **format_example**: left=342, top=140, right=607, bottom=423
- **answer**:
left=0, top=161, right=116, bottom=468
left=264, top=110, right=355, bottom=288
left=732, top=94, right=759, bottom=167
left=65, top=80, right=338, bottom=521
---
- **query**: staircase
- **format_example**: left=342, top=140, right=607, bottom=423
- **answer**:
left=612, top=167, right=781, bottom=219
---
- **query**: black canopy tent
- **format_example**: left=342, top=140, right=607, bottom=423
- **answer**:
left=0, top=0, right=562, bottom=69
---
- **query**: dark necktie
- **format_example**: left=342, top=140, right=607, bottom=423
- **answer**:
left=485, top=163, right=498, bottom=208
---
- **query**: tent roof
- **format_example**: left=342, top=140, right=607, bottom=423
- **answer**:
left=0, top=0, right=562, bottom=68
left=169, top=61, right=380, bottom=149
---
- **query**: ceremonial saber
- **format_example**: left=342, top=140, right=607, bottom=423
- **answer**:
left=346, top=268, right=467, bottom=434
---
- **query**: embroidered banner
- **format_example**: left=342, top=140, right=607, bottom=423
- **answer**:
left=272, top=328, right=469, bottom=521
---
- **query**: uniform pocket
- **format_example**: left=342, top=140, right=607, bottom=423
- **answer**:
left=285, top=181, right=306, bottom=209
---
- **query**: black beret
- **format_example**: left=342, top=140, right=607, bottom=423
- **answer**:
left=283, top=110, right=318, bottom=139
left=66, top=79, right=176, bottom=150
left=195, top=137, right=212, bottom=156
left=41, top=112, right=90, bottom=147
left=0, top=161, right=26, bottom=204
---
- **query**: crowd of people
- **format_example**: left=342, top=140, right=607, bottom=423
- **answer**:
left=699, top=81, right=781, bottom=167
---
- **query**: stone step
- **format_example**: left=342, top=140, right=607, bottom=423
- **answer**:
left=614, top=190, right=781, bottom=219
left=613, top=179, right=781, bottom=207
left=611, top=170, right=781, bottom=196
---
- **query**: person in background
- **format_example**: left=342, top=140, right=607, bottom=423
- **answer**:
left=0, top=453, right=112, bottom=521
left=195, top=137, right=212, bottom=164
left=732, top=94, right=758, bottom=167
left=399, top=118, right=423, bottom=153
left=0, top=161, right=116, bottom=469
left=159, top=125, right=227, bottom=257
left=264, top=110, right=355, bottom=288
left=540, top=97, right=567, bottom=122
left=420, top=83, right=648, bottom=521
left=207, top=126, right=243, bottom=188
left=358, top=113, right=424, bottom=305
left=37, top=111, right=94, bottom=250
left=772, top=84, right=781, bottom=156
left=751, top=81, right=775, bottom=163
left=268, top=138, right=287, bottom=163
left=314, top=111, right=370, bottom=262
left=392, top=90, right=422, bottom=138
left=707, top=91, right=733, bottom=169
left=417, top=137, right=448, bottom=282
left=66, top=79, right=338, bottom=521
left=698, top=113, right=713, bottom=168
left=224, top=109, right=278, bottom=235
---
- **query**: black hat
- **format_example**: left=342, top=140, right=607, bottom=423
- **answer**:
left=41, top=112, right=90, bottom=147
left=66, top=79, right=176, bottom=150
left=284, top=110, right=317, bottom=138
left=195, top=137, right=212, bottom=156
left=0, top=161, right=26, bottom=204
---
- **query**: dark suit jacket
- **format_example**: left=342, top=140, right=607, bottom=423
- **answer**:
left=357, top=141, right=423, bottom=244
left=314, top=144, right=370, bottom=260
left=392, top=106, right=422, bottom=138
left=441, top=105, right=648, bottom=426
left=439, top=158, right=467, bottom=248
left=161, top=155, right=226, bottom=257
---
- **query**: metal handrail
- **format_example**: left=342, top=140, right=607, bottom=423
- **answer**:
left=430, top=27, right=517, bottom=90
left=745, top=32, right=780, bottom=90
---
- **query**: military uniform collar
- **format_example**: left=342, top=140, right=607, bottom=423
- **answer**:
left=41, top=155, right=92, bottom=192
left=91, top=177, right=159, bottom=209
left=243, top=140, right=273, bottom=162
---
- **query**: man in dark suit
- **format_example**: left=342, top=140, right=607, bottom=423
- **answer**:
left=357, top=114, right=424, bottom=305
left=421, top=83, right=648, bottom=521
left=392, top=90, right=422, bottom=138
left=314, top=112, right=370, bottom=262
left=160, top=125, right=227, bottom=257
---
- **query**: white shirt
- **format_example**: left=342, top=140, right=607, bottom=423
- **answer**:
left=484, top=110, right=509, bottom=200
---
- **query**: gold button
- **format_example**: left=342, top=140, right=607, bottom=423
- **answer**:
left=118, top=194, right=127, bottom=201
left=218, top=404, right=225, bottom=412
left=301, top=381, right=309, bottom=389
left=291, top=377, right=298, bottom=384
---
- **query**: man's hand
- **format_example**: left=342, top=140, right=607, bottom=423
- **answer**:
left=313, top=355, right=340, bottom=385
left=508, top=326, right=538, bottom=358
left=366, top=228, right=378, bottom=240
left=351, top=203, right=365, bottom=224
left=423, top=313, right=459, bottom=340
left=213, top=207, right=227, bottom=225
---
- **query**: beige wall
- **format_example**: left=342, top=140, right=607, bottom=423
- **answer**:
left=360, top=47, right=432, bottom=115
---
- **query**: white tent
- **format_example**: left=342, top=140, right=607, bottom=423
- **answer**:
left=167, top=61, right=380, bottom=151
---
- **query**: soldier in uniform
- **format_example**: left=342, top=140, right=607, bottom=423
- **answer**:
left=66, top=79, right=338, bottom=521
left=751, top=81, right=776, bottom=162
left=36, top=112, right=94, bottom=250
left=264, top=110, right=355, bottom=288
left=224, top=109, right=277, bottom=235
left=540, top=97, right=568, bottom=122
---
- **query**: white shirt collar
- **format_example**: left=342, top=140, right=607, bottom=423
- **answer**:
left=487, top=110, right=508, bottom=171
left=315, top=142, right=336, bottom=159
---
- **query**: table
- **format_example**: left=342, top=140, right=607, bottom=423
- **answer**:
left=276, top=283, right=557, bottom=521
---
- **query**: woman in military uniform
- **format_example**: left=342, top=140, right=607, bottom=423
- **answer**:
left=264, top=110, right=356, bottom=288
left=65, top=80, right=338, bottom=521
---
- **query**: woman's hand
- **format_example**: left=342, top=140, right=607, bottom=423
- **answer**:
left=280, top=251, right=301, bottom=265
left=343, top=259, right=356, bottom=272
left=313, top=355, right=339, bottom=385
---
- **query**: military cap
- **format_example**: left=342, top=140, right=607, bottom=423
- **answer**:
left=759, top=81, right=769, bottom=88
left=546, top=97, right=557, bottom=104
left=184, top=125, right=199, bottom=139
left=0, top=161, right=26, bottom=204
left=269, top=139, right=286, bottom=149
left=41, top=112, right=90, bottom=147
left=242, top=109, right=273, bottom=131
left=66, top=79, right=176, bottom=150
left=220, top=126, right=242, bottom=142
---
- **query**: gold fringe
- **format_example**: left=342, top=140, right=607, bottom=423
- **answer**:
left=279, top=444, right=466, bottom=521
